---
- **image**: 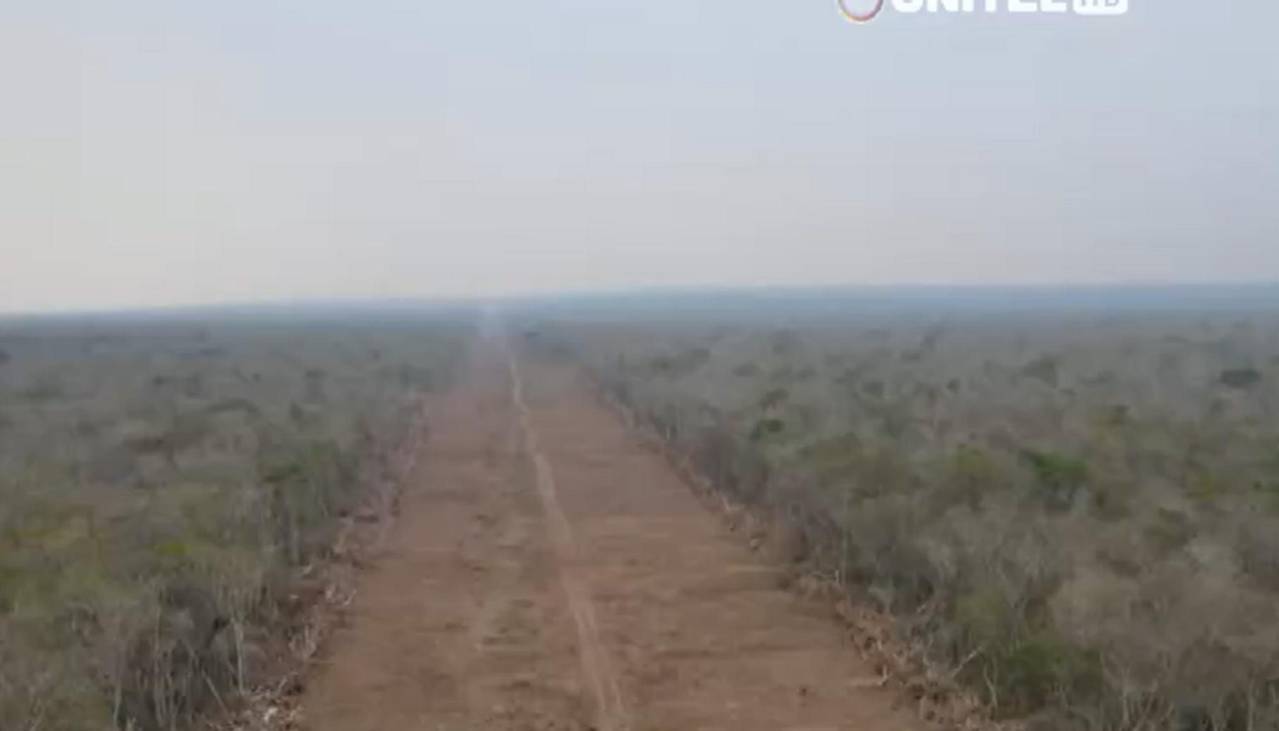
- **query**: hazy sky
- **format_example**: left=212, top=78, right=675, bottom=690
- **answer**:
left=2, top=1, right=1276, bottom=313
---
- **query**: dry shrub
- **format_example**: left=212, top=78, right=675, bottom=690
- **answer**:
left=555, top=312, right=1279, bottom=731
left=0, top=320, right=465, bottom=730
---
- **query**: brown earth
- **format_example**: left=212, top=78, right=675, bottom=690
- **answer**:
left=300, top=342, right=921, bottom=731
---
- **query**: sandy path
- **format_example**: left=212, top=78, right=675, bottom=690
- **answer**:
left=510, top=357, right=630, bottom=730
left=300, top=344, right=919, bottom=730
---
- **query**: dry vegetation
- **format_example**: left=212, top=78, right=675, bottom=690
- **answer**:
left=531, top=299, right=1279, bottom=730
left=0, top=312, right=468, bottom=730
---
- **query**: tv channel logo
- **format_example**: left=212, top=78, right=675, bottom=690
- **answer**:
left=837, top=0, right=1129, bottom=23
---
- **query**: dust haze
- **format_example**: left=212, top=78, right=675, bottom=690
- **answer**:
left=3, top=1, right=1278, bottom=314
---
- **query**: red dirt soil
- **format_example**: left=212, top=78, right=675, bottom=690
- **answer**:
left=300, top=343, right=921, bottom=731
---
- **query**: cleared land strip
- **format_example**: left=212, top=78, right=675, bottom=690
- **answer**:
left=300, top=345, right=919, bottom=730
left=510, top=357, right=630, bottom=731
left=302, top=348, right=592, bottom=730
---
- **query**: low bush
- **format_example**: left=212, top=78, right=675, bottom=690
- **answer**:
left=539, top=310, right=1279, bottom=730
left=0, top=317, right=467, bottom=730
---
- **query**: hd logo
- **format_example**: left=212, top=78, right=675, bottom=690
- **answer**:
left=1073, top=0, right=1128, bottom=15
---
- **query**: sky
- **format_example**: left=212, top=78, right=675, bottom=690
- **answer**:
left=1, top=1, right=1276, bottom=313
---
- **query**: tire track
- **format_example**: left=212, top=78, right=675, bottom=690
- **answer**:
left=300, top=352, right=590, bottom=731
left=508, top=355, right=629, bottom=731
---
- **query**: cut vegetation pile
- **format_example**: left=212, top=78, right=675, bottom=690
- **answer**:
left=0, top=315, right=467, bottom=730
left=533, top=308, right=1279, bottom=731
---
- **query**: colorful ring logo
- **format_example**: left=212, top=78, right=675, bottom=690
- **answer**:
left=837, top=0, right=885, bottom=23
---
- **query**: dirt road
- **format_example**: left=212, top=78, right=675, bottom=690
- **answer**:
left=301, top=343, right=919, bottom=730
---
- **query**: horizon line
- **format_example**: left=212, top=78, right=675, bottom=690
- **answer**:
left=5, top=281, right=1279, bottom=320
